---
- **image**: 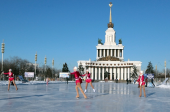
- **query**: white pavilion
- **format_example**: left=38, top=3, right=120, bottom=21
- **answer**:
left=77, top=3, right=142, bottom=81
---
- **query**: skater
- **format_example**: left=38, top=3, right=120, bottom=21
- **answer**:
left=137, top=71, right=146, bottom=97
left=134, top=79, right=136, bottom=84
left=66, top=77, right=68, bottom=84
left=126, top=78, right=128, bottom=85
left=3, top=69, right=18, bottom=91
left=69, top=66, right=87, bottom=99
left=82, top=69, right=95, bottom=93
left=145, top=78, right=148, bottom=87
left=46, top=77, right=49, bottom=86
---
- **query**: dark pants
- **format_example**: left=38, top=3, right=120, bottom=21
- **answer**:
left=151, top=81, right=155, bottom=86
left=145, top=82, right=147, bottom=87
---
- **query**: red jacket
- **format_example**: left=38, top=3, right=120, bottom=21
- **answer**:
left=4, top=72, right=14, bottom=78
left=137, top=75, right=145, bottom=86
left=82, top=73, right=91, bottom=79
left=70, top=71, right=82, bottom=79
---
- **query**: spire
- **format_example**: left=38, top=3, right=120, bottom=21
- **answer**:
left=109, top=2, right=112, bottom=22
left=108, top=2, right=114, bottom=28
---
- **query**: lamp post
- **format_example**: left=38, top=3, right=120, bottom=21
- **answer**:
left=52, top=59, right=54, bottom=79
left=44, top=56, right=47, bottom=80
left=1, top=40, right=5, bottom=81
left=155, top=65, right=157, bottom=81
left=35, top=52, right=37, bottom=80
left=165, top=60, right=166, bottom=80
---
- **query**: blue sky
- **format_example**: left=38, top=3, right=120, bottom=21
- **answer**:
left=0, top=0, right=170, bottom=72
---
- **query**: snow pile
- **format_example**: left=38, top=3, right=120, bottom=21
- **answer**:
left=156, top=84, right=170, bottom=89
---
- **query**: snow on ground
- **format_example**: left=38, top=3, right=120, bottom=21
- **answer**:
left=0, top=82, right=170, bottom=112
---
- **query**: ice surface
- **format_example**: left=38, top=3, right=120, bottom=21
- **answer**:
left=0, top=81, right=170, bottom=112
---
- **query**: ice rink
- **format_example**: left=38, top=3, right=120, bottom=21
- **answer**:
left=0, top=81, right=170, bottom=112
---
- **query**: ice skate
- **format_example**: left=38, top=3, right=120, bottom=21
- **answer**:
left=84, top=89, right=87, bottom=93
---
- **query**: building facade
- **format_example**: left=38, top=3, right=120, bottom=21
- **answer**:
left=77, top=3, right=142, bottom=81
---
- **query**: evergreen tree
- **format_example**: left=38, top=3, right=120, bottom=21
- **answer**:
left=145, top=61, right=154, bottom=74
left=45, top=67, right=52, bottom=78
left=131, top=65, right=139, bottom=79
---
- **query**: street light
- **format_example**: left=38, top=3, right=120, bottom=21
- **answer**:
left=155, top=65, right=157, bottom=75
left=1, top=40, right=5, bottom=81
left=35, top=52, right=37, bottom=80
left=155, top=65, right=157, bottom=82
left=44, top=56, right=47, bottom=80
left=52, top=59, right=54, bottom=79
left=164, top=60, right=166, bottom=80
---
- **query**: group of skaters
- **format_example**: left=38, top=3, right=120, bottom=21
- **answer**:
left=69, top=67, right=95, bottom=99
left=2, top=68, right=147, bottom=98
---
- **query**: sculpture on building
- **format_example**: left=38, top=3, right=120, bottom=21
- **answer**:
left=98, top=38, right=103, bottom=45
left=119, top=39, right=122, bottom=44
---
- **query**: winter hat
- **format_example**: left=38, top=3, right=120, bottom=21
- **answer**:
left=140, top=71, right=143, bottom=76
left=74, top=66, right=77, bottom=70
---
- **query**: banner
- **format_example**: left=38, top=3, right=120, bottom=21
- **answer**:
left=25, top=72, right=34, bottom=77
left=147, top=74, right=154, bottom=79
left=59, top=72, right=69, bottom=78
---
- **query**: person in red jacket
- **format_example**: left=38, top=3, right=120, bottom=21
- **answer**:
left=69, top=67, right=87, bottom=99
left=137, top=71, right=146, bottom=97
left=82, top=69, right=95, bottom=93
left=3, top=69, right=18, bottom=91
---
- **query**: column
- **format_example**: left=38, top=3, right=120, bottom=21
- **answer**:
left=117, top=68, right=120, bottom=80
left=106, top=67, right=108, bottom=79
left=84, top=66, right=87, bottom=73
left=107, top=49, right=109, bottom=56
left=111, top=49, right=113, bottom=56
left=122, top=50, right=123, bottom=58
left=124, top=67, right=127, bottom=80
left=89, top=66, right=91, bottom=74
left=97, top=49, right=98, bottom=59
left=95, top=67, right=97, bottom=80
left=121, top=67, right=123, bottom=80
left=114, top=67, right=116, bottom=80
left=99, top=67, right=101, bottom=80
left=118, top=49, right=120, bottom=58
left=114, top=49, right=116, bottom=57
left=100, top=49, right=102, bottom=57
left=106, top=67, right=108, bottom=72
left=128, top=67, right=130, bottom=80
left=91, top=67, right=94, bottom=79
left=110, top=67, right=112, bottom=80
left=130, top=67, right=132, bottom=80
left=102, top=67, right=104, bottom=80
left=104, top=49, right=105, bottom=57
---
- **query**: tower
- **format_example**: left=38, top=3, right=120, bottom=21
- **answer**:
left=104, top=2, right=116, bottom=46
left=96, top=2, right=124, bottom=61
